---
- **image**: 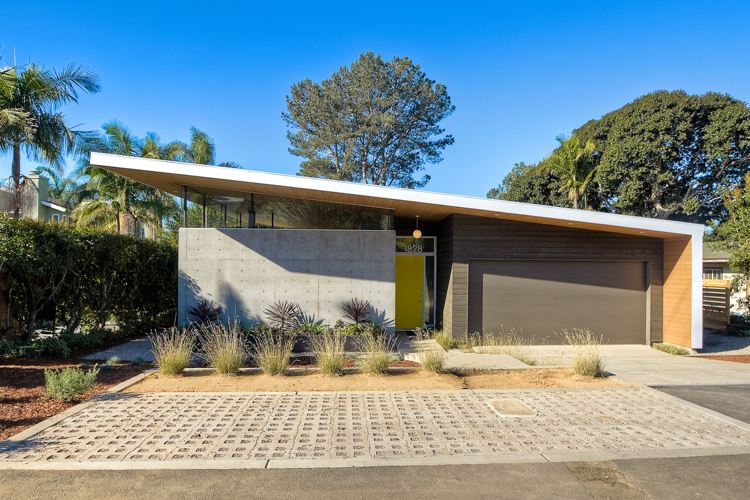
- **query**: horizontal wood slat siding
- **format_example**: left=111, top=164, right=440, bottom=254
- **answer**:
left=663, top=237, right=693, bottom=347
left=440, top=214, right=664, bottom=340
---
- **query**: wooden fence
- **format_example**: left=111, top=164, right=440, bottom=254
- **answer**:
left=703, top=279, right=731, bottom=330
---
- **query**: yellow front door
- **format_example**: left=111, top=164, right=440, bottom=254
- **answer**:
left=395, top=255, right=425, bottom=329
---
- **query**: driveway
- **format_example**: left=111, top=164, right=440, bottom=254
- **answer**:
left=2, top=387, right=749, bottom=469
left=515, top=345, right=750, bottom=386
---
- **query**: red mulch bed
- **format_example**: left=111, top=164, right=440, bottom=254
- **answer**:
left=695, top=355, right=750, bottom=364
left=0, top=361, right=143, bottom=441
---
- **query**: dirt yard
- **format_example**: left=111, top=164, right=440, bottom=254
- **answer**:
left=695, top=355, right=750, bottom=364
left=0, top=361, right=143, bottom=441
left=126, top=367, right=626, bottom=392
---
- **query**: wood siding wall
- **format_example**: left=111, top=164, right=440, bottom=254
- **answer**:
left=437, top=214, right=665, bottom=341
left=663, top=237, right=693, bottom=346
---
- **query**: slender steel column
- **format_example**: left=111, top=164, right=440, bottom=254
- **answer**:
left=202, top=193, right=207, bottom=228
left=181, top=186, right=188, bottom=226
left=223, top=205, right=227, bottom=226
left=248, top=194, right=255, bottom=228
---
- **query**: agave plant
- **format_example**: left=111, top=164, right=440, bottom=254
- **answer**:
left=264, top=300, right=302, bottom=331
left=187, top=298, right=223, bottom=324
left=341, top=298, right=371, bottom=324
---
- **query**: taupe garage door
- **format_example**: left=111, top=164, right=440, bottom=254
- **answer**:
left=468, top=260, right=647, bottom=344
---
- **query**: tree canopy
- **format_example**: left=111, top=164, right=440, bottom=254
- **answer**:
left=283, top=52, right=455, bottom=188
left=487, top=162, right=570, bottom=207
left=709, top=172, right=750, bottom=313
left=491, top=91, right=750, bottom=224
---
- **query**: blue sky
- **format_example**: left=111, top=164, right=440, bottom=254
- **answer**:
left=3, top=0, right=750, bottom=196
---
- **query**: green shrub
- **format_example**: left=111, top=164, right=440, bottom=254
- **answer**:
left=653, top=343, right=690, bottom=355
left=0, top=215, right=177, bottom=341
left=356, top=332, right=395, bottom=375
left=310, top=328, right=346, bottom=376
left=150, top=328, right=195, bottom=375
left=250, top=330, right=295, bottom=375
left=44, top=366, right=99, bottom=401
left=198, top=321, right=246, bottom=374
left=560, top=328, right=604, bottom=377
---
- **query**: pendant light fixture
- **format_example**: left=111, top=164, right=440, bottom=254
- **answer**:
left=412, top=215, right=422, bottom=239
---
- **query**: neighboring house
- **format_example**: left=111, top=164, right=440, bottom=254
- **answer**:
left=91, top=152, right=706, bottom=349
left=703, top=242, right=748, bottom=314
left=0, top=171, right=70, bottom=223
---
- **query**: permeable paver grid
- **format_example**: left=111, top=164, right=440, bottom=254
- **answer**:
left=1, top=388, right=749, bottom=465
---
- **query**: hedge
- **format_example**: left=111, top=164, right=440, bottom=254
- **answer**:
left=0, top=214, right=177, bottom=341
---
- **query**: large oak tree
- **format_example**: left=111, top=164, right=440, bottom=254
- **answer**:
left=491, top=91, right=750, bottom=224
left=283, top=52, right=455, bottom=188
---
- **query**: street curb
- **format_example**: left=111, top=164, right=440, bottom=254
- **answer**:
left=0, top=459, right=269, bottom=471
left=265, top=453, right=547, bottom=469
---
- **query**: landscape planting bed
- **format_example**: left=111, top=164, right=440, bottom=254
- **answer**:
left=125, top=367, right=626, bottom=393
left=0, top=361, right=143, bottom=441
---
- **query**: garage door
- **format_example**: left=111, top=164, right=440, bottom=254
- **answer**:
left=468, top=260, right=647, bottom=344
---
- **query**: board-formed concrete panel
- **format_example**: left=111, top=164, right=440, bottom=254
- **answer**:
left=178, top=229, right=396, bottom=328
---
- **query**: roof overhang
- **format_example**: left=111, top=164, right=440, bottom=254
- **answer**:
left=89, top=152, right=705, bottom=240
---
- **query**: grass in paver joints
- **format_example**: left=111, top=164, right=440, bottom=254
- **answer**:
left=44, top=366, right=99, bottom=401
left=149, top=327, right=196, bottom=375
left=653, top=342, right=690, bottom=355
left=461, top=327, right=538, bottom=366
left=560, top=328, right=604, bottom=377
left=357, top=331, right=395, bottom=375
left=198, top=321, right=247, bottom=375
left=250, top=330, right=295, bottom=375
left=310, top=328, right=346, bottom=376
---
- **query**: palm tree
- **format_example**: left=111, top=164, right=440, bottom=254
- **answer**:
left=541, top=135, right=597, bottom=209
left=0, top=63, right=100, bottom=217
left=33, top=165, right=80, bottom=207
left=74, top=122, right=156, bottom=235
left=185, top=126, right=215, bottom=165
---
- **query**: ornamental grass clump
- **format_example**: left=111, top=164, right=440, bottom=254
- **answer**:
left=412, top=328, right=446, bottom=373
left=310, top=328, right=346, bottom=376
left=150, top=327, right=195, bottom=375
left=357, top=331, right=395, bottom=375
left=251, top=330, right=295, bottom=375
left=560, top=327, right=604, bottom=377
left=44, top=366, right=99, bottom=401
left=198, top=321, right=246, bottom=375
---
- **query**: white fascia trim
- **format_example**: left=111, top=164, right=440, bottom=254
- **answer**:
left=691, top=236, right=704, bottom=349
left=40, top=200, right=67, bottom=212
left=89, top=152, right=705, bottom=238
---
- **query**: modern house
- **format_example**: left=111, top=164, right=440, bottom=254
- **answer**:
left=90, top=152, right=705, bottom=349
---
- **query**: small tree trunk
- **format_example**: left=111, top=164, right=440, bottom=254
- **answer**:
left=24, top=309, right=38, bottom=342
left=12, top=143, right=21, bottom=218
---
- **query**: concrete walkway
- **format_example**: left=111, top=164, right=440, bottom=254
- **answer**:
left=2, top=387, right=749, bottom=469
left=81, top=337, right=155, bottom=363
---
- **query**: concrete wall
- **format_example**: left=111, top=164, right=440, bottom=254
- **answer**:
left=178, top=228, right=396, bottom=328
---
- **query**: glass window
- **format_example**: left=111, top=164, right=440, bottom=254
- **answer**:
left=182, top=189, right=394, bottom=230
left=703, top=268, right=723, bottom=279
